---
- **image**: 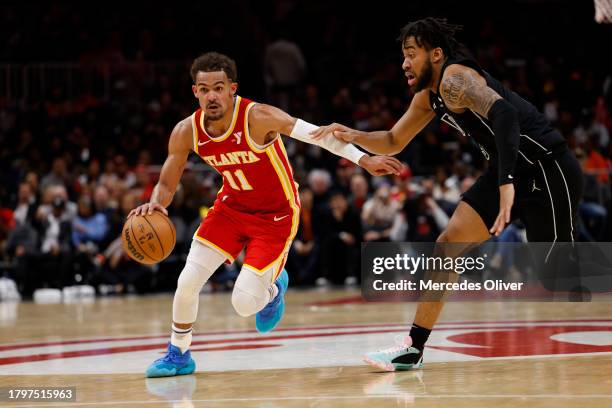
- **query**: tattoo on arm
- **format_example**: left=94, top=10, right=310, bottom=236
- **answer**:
left=440, top=71, right=501, bottom=118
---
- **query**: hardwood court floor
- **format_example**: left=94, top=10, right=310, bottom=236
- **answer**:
left=1, top=289, right=612, bottom=407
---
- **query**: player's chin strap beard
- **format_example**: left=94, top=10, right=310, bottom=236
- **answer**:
left=414, top=60, right=434, bottom=93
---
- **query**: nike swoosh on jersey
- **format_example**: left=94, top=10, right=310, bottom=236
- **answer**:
left=198, top=140, right=211, bottom=146
left=273, top=215, right=289, bottom=221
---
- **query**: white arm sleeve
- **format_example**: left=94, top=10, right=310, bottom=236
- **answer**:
left=289, top=119, right=367, bottom=164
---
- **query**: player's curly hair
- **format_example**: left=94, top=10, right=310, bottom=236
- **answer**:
left=191, top=52, right=238, bottom=83
left=398, top=17, right=469, bottom=59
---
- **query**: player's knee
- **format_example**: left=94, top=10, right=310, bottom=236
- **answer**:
left=231, top=286, right=263, bottom=317
left=437, top=221, right=467, bottom=243
left=231, top=269, right=270, bottom=317
left=175, top=240, right=225, bottom=300
left=231, top=288, right=256, bottom=317
left=435, top=228, right=472, bottom=258
left=175, top=260, right=209, bottom=299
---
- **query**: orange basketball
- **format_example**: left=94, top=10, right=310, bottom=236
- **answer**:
left=122, top=211, right=176, bottom=264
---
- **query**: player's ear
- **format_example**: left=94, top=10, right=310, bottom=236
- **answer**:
left=431, top=47, right=444, bottom=63
left=230, top=82, right=238, bottom=96
left=192, top=84, right=198, bottom=98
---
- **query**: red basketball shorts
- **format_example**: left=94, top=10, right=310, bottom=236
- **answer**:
left=194, top=203, right=298, bottom=280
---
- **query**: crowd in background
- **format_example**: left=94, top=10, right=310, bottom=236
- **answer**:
left=0, top=1, right=611, bottom=297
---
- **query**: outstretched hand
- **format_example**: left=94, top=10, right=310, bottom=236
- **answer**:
left=310, top=122, right=361, bottom=143
left=358, top=155, right=404, bottom=176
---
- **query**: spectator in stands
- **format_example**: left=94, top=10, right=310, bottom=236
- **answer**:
left=36, top=185, right=77, bottom=223
left=335, top=158, right=358, bottom=195
left=114, top=155, right=137, bottom=190
left=5, top=220, right=38, bottom=296
left=99, top=159, right=119, bottom=188
left=403, top=193, right=449, bottom=242
left=308, top=169, right=332, bottom=214
left=40, top=158, right=72, bottom=193
left=13, top=182, right=37, bottom=226
left=94, top=185, right=117, bottom=223
left=348, top=173, right=370, bottom=212
left=574, top=108, right=610, bottom=150
left=134, top=164, right=155, bottom=202
left=24, top=171, right=40, bottom=198
left=36, top=197, right=73, bottom=289
left=77, top=158, right=102, bottom=191
left=317, top=190, right=362, bottom=286
left=94, top=190, right=152, bottom=294
left=431, top=166, right=461, bottom=215
left=362, top=184, right=400, bottom=242
left=0, top=198, right=16, bottom=248
left=72, top=195, right=109, bottom=249
left=288, top=188, right=320, bottom=285
left=263, top=30, right=307, bottom=112
left=583, top=136, right=612, bottom=186
left=390, top=166, right=420, bottom=205
left=91, top=183, right=120, bottom=254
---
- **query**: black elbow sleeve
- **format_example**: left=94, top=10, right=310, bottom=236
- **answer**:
left=489, top=99, right=520, bottom=185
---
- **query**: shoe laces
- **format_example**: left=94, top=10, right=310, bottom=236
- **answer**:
left=378, top=335, right=413, bottom=355
left=161, top=345, right=183, bottom=363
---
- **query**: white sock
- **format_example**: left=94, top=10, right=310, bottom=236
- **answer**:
left=171, top=324, right=193, bottom=354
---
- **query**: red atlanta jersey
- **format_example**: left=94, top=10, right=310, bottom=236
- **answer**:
left=191, top=96, right=300, bottom=217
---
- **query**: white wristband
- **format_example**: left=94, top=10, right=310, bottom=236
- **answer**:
left=289, top=119, right=366, bottom=164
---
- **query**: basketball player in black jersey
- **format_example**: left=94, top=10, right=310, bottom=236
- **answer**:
left=312, top=18, right=584, bottom=371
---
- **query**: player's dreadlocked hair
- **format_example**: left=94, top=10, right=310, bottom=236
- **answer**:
left=191, top=52, right=238, bottom=83
left=398, top=18, right=470, bottom=59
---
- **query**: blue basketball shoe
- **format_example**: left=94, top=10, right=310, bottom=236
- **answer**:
left=363, top=336, right=424, bottom=372
left=145, top=343, right=196, bottom=378
left=256, top=269, right=289, bottom=333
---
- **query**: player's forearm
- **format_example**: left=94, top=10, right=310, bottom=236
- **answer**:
left=290, top=119, right=366, bottom=164
left=354, top=130, right=401, bottom=155
left=150, top=183, right=175, bottom=208
left=489, top=99, right=520, bottom=185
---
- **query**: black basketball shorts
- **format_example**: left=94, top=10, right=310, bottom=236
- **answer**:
left=462, top=148, right=583, bottom=243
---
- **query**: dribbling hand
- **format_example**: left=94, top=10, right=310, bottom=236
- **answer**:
left=128, top=202, right=168, bottom=218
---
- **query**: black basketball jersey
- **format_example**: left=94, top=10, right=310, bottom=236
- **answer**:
left=428, top=58, right=566, bottom=169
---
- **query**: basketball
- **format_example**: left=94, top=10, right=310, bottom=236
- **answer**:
left=122, top=211, right=176, bottom=264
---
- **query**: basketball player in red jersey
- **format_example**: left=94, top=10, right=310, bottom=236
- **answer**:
left=128, top=52, right=403, bottom=377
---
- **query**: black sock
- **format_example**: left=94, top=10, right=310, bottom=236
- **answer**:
left=409, top=323, right=431, bottom=350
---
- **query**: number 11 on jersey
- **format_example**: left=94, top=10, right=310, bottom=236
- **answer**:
left=223, top=169, right=253, bottom=191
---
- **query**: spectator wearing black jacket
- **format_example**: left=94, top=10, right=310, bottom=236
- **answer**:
left=317, top=190, right=362, bottom=285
